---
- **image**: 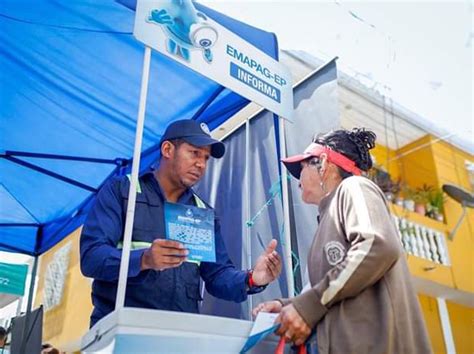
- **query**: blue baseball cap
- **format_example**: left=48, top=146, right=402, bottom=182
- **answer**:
left=159, top=120, right=225, bottom=158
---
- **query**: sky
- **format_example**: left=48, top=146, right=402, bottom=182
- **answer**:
left=202, top=0, right=473, bottom=148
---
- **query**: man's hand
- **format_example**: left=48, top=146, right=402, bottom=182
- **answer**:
left=141, top=239, right=188, bottom=271
left=275, top=304, right=311, bottom=346
left=252, top=239, right=282, bottom=286
left=252, top=300, right=283, bottom=318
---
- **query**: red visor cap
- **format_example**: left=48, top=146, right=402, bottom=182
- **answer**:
left=282, top=143, right=361, bottom=179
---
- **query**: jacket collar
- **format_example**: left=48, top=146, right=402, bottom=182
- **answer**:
left=144, top=171, right=195, bottom=205
left=318, top=184, right=339, bottom=216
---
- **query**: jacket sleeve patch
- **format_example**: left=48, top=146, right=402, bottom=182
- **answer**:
left=324, top=241, right=346, bottom=266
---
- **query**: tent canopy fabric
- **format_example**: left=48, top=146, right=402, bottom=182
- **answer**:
left=0, top=0, right=279, bottom=256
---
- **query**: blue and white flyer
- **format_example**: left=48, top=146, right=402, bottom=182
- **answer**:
left=240, top=312, right=280, bottom=353
left=164, top=202, right=216, bottom=263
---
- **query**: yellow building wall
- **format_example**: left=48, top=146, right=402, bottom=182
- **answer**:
left=396, top=135, right=439, bottom=189
left=417, top=295, right=474, bottom=354
left=371, top=143, right=401, bottom=180
left=34, top=227, right=92, bottom=350
left=418, top=295, right=446, bottom=354
left=430, top=139, right=474, bottom=294
left=376, top=136, right=473, bottom=292
left=375, top=136, right=473, bottom=354
left=447, top=301, right=474, bottom=354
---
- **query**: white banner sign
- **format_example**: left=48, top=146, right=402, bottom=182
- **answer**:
left=134, top=0, right=294, bottom=119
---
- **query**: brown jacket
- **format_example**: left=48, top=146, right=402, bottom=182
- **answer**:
left=283, top=176, right=432, bottom=354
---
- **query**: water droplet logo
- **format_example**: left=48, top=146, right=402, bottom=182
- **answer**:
left=186, top=208, right=193, bottom=218
left=200, top=123, right=211, bottom=135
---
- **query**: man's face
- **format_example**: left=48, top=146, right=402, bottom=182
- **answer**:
left=169, top=141, right=211, bottom=188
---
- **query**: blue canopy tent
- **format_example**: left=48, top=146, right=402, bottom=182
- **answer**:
left=0, top=0, right=280, bottom=257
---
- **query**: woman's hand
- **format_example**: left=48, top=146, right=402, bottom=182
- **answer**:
left=252, top=300, right=283, bottom=318
left=275, top=304, right=311, bottom=346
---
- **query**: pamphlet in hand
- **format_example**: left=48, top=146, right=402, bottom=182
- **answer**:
left=164, top=201, right=216, bottom=263
left=240, top=312, right=280, bottom=353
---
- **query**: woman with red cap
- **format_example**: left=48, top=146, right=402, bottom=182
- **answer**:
left=253, top=128, right=432, bottom=354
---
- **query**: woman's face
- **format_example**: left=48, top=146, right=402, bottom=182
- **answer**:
left=299, top=158, right=325, bottom=205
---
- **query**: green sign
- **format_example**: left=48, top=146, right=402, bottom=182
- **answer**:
left=0, top=262, right=28, bottom=296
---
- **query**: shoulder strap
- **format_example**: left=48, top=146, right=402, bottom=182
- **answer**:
left=193, top=194, right=207, bottom=209
left=126, top=174, right=142, bottom=194
left=117, top=241, right=151, bottom=250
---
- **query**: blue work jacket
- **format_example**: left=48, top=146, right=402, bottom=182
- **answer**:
left=80, top=172, right=261, bottom=327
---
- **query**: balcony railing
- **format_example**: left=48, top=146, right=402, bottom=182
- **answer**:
left=392, top=215, right=450, bottom=266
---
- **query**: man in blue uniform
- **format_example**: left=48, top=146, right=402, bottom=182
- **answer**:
left=80, top=119, right=282, bottom=327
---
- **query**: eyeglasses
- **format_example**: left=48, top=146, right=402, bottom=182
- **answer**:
left=302, top=157, right=321, bottom=170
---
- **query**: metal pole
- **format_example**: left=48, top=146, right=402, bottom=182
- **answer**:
left=278, top=117, right=295, bottom=298
left=16, top=296, right=23, bottom=316
left=19, top=255, right=38, bottom=354
left=448, top=206, right=467, bottom=241
left=115, top=45, right=152, bottom=310
left=436, top=298, right=457, bottom=353
left=244, top=117, right=252, bottom=318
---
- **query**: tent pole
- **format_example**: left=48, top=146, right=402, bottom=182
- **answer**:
left=19, top=255, right=38, bottom=354
left=244, top=117, right=252, bottom=318
left=278, top=117, right=295, bottom=298
left=115, top=45, right=152, bottom=310
left=16, top=296, right=23, bottom=316
left=26, top=256, right=38, bottom=313
left=26, top=256, right=38, bottom=315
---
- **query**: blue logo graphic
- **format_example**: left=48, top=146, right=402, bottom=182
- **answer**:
left=185, top=208, right=193, bottom=218
left=200, top=122, right=211, bottom=135
left=147, top=0, right=218, bottom=63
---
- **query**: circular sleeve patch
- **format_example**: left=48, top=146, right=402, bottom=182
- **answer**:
left=324, top=241, right=346, bottom=266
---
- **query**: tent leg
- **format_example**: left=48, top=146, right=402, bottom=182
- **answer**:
left=16, top=296, right=23, bottom=316
left=19, top=255, right=38, bottom=354
left=278, top=117, right=295, bottom=298
left=244, top=117, right=252, bottom=319
left=115, top=45, right=152, bottom=310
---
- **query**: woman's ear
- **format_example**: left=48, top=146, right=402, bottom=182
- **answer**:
left=319, top=154, right=328, bottom=176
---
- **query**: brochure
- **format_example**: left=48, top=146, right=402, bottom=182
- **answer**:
left=240, top=312, right=280, bottom=353
left=164, top=201, right=216, bottom=263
